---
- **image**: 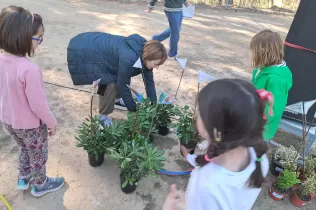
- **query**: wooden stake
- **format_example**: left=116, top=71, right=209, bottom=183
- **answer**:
left=193, top=83, right=200, bottom=120
left=174, top=69, right=185, bottom=99
left=132, top=103, right=141, bottom=136
left=302, top=102, right=307, bottom=178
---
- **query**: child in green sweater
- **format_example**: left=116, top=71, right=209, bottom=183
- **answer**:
left=250, top=30, right=293, bottom=141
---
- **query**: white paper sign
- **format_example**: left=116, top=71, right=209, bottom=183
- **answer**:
left=183, top=5, right=195, bottom=19
left=92, top=78, right=101, bottom=95
left=286, top=100, right=316, bottom=115
left=133, top=57, right=142, bottom=68
left=198, top=70, right=216, bottom=83
left=176, top=57, right=187, bottom=70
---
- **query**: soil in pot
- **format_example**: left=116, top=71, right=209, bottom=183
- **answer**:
left=120, top=173, right=137, bottom=194
left=269, top=182, right=287, bottom=201
left=270, top=158, right=284, bottom=176
left=180, top=140, right=197, bottom=157
left=291, top=189, right=312, bottom=208
left=88, top=153, right=104, bottom=167
left=158, top=125, right=170, bottom=136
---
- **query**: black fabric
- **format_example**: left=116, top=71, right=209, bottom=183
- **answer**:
left=283, top=0, right=316, bottom=125
left=67, top=32, right=157, bottom=111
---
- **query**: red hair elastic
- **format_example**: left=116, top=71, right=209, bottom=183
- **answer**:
left=256, top=89, right=274, bottom=119
left=204, top=154, right=212, bottom=162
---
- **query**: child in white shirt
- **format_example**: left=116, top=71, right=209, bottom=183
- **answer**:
left=162, top=79, right=270, bottom=210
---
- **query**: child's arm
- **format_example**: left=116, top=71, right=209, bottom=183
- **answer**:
left=23, top=67, right=57, bottom=128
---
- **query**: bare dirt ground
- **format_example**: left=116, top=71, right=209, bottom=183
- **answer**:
left=1, top=0, right=314, bottom=209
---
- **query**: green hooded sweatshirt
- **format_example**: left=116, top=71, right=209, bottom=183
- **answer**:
left=251, top=61, right=292, bottom=141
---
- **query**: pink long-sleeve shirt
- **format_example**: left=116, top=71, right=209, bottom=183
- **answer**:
left=0, top=51, right=57, bottom=129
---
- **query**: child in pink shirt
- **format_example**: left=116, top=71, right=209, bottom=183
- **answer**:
left=0, top=6, right=64, bottom=197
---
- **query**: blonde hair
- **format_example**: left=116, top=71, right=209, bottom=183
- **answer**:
left=142, top=40, right=167, bottom=65
left=250, top=30, right=284, bottom=68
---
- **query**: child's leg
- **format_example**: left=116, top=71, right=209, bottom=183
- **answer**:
left=166, top=11, right=183, bottom=57
left=152, top=11, right=172, bottom=42
left=3, top=124, right=32, bottom=178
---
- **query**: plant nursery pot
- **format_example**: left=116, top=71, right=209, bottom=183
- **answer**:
left=269, top=182, right=287, bottom=201
left=311, top=192, right=316, bottom=199
left=120, top=173, right=137, bottom=194
left=290, top=189, right=312, bottom=208
left=270, top=158, right=284, bottom=176
left=88, top=153, right=104, bottom=167
left=158, top=125, right=170, bottom=136
left=180, top=140, right=197, bottom=157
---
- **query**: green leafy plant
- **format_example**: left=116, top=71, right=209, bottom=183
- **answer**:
left=108, top=136, right=166, bottom=187
left=76, top=115, right=106, bottom=160
left=305, top=156, right=316, bottom=177
left=155, top=104, right=175, bottom=127
left=171, top=105, right=196, bottom=145
left=127, top=99, right=158, bottom=137
left=276, top=169, right=300, bottom=193
left=272, top=145, right=300, bottom=172
left=295, top=176, right=316, bottom=200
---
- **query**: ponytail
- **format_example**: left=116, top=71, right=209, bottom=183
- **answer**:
left=249, top=140, right=269, bottom=188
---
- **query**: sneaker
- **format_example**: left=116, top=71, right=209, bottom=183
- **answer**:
left=114, top=98, right=127, bottom=111
left=17, top=176, right=32, bottom=190
left=100, top=115, right=113, bottom=127
left=31, top=177, right=65, bottom=197
left=168, top=56, right=177, bottom=60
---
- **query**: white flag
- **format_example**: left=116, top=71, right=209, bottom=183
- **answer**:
left=133, top=57, right=142, bottom=68
left=303, top=100, right=316, bottom=114
left=286, top=100, right=316, bottom=115
left=176, top=57, right=187, bottom=69
left=92, top=78, right=101, bottom=95
left=198, top=70, right=216, bottom=83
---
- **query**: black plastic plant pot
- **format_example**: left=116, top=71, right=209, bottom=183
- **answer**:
left=158, top=125, right=170, bottom=136
left=180, top=140, right=197, bottom=157
left=120, top=173, right=137, bottom=194
left=270, top=158, right=284, bottom=176
left=88, top=153, right=104, bottom=167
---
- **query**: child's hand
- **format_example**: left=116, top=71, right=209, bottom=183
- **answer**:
left=48, top=126, right=56, bottom=136
left=180, top=145, right=194, bottom=158
left=162, top=184, right=185, bottom=210
left=185, top=2, right=191, bottom=7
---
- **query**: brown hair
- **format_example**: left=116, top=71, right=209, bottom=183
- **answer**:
left=0, top=6, right=44, bottom=57
left=195, top=79, right=269, bottom=188
left=250, top=30, right=284, bottom=68
left=142, top=40, right=167, bottom=66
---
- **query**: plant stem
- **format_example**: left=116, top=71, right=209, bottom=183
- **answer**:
left=132, top=103, right=141, bottom=136
left=174, top=69, right=185, bottom=99
left=147, top=103, right=159, bottom=140
left=302, top=102, right=307, bottom=179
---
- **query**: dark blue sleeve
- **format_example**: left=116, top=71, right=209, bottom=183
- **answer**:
left=143, top=69, right=157, bottom=102
left=117, top=59, right=137, bottom=112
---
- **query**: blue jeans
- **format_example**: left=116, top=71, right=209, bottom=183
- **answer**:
left=152, top=11, right=183, bottom=57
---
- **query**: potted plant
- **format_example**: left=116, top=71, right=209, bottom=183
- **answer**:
left=127, top=100, right=158, bottom=142
left=155, top=104, right=175, bottom=136
left=76, top=115, right=106, bottom=167
left=298, top=156, right=316, bottom=182
left=269, top=169, right=300, bottom=201
left=270, top=145, right=300, bottom=176
left=172, top=105, right=197, bottom=156
left=109, top=135, right=166, bottom=194
left=291, top=176, right=316, bottom=208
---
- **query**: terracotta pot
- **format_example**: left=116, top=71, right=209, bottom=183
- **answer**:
left=290, top=190, right=312, bottom=208
left=269, top=182, right=287, bottom=201
left=311, top=192, right=316, bottom=199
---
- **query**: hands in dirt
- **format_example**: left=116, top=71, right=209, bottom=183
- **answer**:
left=48, top=126, right=56, bottom=136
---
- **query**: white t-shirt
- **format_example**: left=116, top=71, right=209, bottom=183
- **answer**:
left=185, top=147, right=269, bottom=210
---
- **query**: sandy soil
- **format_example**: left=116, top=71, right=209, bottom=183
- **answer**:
left=1, top=0, right=314, bottom=209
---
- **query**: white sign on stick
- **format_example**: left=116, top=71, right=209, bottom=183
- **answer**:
left=133, top=57, right=143, bottom=68
left=176, top=57, right=187, bottom=70
left=183, top=5, right=195, bottom=19
left=198, top=70, right=216, bottom=83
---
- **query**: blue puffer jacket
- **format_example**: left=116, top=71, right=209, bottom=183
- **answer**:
left=67, top=32, right=157, bottom=111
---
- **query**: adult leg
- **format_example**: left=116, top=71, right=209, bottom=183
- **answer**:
left=152, top=11, right=172, bottom=42
left=99, top=83, right=117, bottom=115
left=166, top=11, right=183, bottom=57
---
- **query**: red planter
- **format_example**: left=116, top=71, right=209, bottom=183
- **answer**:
left=269, top=182, right=287, bottom=201
left=290, top=190, right=312, bottom=208
left=311, top=193, right=316, bottom=199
